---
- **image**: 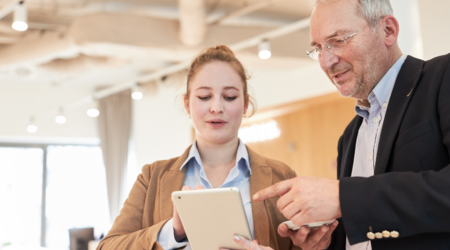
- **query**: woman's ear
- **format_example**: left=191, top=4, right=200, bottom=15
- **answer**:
left=183, top=95, right=190, bottom=116
left=244, top=95, right=250, bottom=115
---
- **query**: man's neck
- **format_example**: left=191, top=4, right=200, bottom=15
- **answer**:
left=357, top=49, right=403, bottom=107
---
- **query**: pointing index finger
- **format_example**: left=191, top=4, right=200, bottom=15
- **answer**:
left=253, top=179, right=292, bottom=201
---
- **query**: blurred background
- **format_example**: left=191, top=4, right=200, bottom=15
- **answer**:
left=0, top=0, right=449, bottom=249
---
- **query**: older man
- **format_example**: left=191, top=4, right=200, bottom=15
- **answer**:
left=233, top=0, right=450, bottom=250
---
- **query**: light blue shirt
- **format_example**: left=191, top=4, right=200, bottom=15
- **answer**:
left=157, top=139, right=254, bottom=250
left=346, top=54, right=407, bottom=250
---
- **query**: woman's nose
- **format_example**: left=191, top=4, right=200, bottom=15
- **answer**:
left=210, top=98, right=224, bottom=114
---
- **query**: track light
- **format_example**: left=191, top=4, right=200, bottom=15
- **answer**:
left=55, top=107, right=66, bottom=124
left=27, top=116, right=37, bottom=133
left=12, top=2, right=28, bottom=32
left=87, top=108, right=100, bottom=117
left=132, top=85, right=143, bottom=100
left=258, top=39, right=271, bottom=59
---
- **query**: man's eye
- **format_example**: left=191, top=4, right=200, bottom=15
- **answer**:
left=198, top=96, right=210, bottom=100
left=224, top=96, right=237, bottom=101
left=335, top=38, right=345, bottom=44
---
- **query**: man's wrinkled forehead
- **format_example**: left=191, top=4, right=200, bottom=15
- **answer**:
left=309, top=0, right=360, bottom=46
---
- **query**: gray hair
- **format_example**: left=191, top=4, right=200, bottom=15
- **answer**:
left=312, top=0, right=394, bottom=29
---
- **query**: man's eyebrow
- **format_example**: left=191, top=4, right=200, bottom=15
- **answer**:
left=310, top=29, right=353, bottom=46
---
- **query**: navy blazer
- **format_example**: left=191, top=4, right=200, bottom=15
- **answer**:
left=330, top=54, right=450, bottom=250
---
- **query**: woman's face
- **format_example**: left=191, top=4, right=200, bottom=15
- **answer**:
left=185, top=61, right=248, bottom=145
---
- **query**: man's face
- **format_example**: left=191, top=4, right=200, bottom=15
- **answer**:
left=310, top=0, right=385, bottom=100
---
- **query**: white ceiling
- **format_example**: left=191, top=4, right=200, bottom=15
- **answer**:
left=0, top=0, right=313, bottom=92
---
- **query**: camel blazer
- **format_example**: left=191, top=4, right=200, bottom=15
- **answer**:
left=97, top=145, right=300, bottom=250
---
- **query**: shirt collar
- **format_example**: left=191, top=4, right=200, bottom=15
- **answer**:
left=180, top=139, right=251, bottom=175
left=355, top=54, right=407, bottom=115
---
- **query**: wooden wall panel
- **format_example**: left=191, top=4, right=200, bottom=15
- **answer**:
left=244, top=93, right=356, bottom=179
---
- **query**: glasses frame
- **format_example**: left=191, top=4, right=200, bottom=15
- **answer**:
left=306, top=16, right=384, bottom=61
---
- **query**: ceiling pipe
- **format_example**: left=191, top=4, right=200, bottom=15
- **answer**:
left=207, top=0, right=280, bottom=25
left=178, top=0, right=206, bottom=46
left=0, top=0, right=27, bottom=20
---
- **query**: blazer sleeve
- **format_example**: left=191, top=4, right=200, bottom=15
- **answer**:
left=97, top=164, right=167, bottom=250
left=339, top=61, right=450, bottom=245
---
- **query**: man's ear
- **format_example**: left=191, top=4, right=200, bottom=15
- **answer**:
left=382, top=15, right=400, bottom=47
left=183, top=95, right=190, bottom=116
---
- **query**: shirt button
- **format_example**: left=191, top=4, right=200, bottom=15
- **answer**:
left=383, top=103, right=388, bottom=108
left=369, top=155, right=373, bottom=160
left=373, top=118, right=379, bottom=123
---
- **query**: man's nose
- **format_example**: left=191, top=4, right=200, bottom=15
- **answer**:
left=319, top=48, right=339, bottom=72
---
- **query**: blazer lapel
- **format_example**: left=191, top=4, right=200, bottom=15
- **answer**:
left=247, top=147, right=272, bottom=247
left=159, top=146, right=190, bottom=220
left=375, top=56, right=424, bottom=174
left=340, top=116, right=363, bottom=178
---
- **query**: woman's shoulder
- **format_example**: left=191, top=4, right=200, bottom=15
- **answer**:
left=247, top=147, right=296, bottom=179
left=140, top=155, right=184, bottom=179
left=264, top=157, right=296, bottom=177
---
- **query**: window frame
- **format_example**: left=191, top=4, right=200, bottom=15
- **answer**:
left=0, top=141, right=100, bottom=248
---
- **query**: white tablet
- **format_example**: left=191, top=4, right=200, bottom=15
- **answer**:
left=172, top=187, right=252, bottom=250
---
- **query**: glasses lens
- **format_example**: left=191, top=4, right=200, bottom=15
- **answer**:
left=307, top=48, right=319, bottom=60
left=326, top=37, right=346, bottom=53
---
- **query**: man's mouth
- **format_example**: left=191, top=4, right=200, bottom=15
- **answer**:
left=333, top=70, right=349, bottom=80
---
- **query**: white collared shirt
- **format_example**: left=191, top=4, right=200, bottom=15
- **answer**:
left=157, top=139, right=254, bottom=250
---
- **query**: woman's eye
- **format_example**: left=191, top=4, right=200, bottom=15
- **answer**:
left=224, top=96, right=237, bottom=101
left=198, top=96, right=210, bottom=100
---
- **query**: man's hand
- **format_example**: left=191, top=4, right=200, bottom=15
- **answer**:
left=278, top=220, right=339, bottom=249
left=253, top=176, right=341, bottom=227
left=173, top=184, right=204, bottom=241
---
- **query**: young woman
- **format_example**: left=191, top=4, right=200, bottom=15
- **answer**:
left=97, top=46, right=299, bottom=250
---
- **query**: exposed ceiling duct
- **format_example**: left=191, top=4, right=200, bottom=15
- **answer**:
left=178, top=0, right=206, bottom=46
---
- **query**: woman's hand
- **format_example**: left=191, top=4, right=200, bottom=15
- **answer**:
left=220, top=235, right=274, bottom=250
left=172, top=184, right=204, bottom=242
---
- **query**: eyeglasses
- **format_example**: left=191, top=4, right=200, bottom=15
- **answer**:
left=306, top=16, right=384, bottom=61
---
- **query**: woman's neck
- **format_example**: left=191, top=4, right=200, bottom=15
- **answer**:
left=196, top=137, right=239, bottom=168
left=195, top=137, right=240, bottom=188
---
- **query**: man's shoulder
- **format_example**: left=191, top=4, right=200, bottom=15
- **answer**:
left=417, top=53, right=450, bottom=73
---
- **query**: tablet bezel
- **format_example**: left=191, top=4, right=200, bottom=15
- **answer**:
left=172, top=187, right=252, bottom=250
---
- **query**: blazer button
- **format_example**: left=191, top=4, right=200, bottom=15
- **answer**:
left=367, top=232, right=375, bottom=240
left=375, top=232, right=383, bottom=239
left=391, top=231, right=399, bottom=238
left=382, top=230, right=390, bottom=238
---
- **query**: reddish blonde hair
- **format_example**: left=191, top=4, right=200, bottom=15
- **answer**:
left=185, top=45, right=255, bottom=116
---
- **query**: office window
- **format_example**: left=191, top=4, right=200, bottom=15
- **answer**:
left=0, top=147, right=43, bottom=249
left=45, top=145, right=110, bottom=249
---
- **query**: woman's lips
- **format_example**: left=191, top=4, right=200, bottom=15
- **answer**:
left=207, top=119, right=226, bottom=128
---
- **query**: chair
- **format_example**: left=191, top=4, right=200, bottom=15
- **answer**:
left=69, top=227, right=95, bottom=250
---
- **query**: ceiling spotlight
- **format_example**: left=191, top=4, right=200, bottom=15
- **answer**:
left=55, top=115, right=66, bottom=124
left=55, top=107, right=66, bottom=124
left=27, top=116, right=37, bottom=133
left=27, top=124, right=37, bottom=133
left=258, top=39, right=271, bottom=60
left=132, top=85, right=143, bottom=100
left=87, top=108, right=100, bottom=117
left=12, top=2, right=28, bottom=32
